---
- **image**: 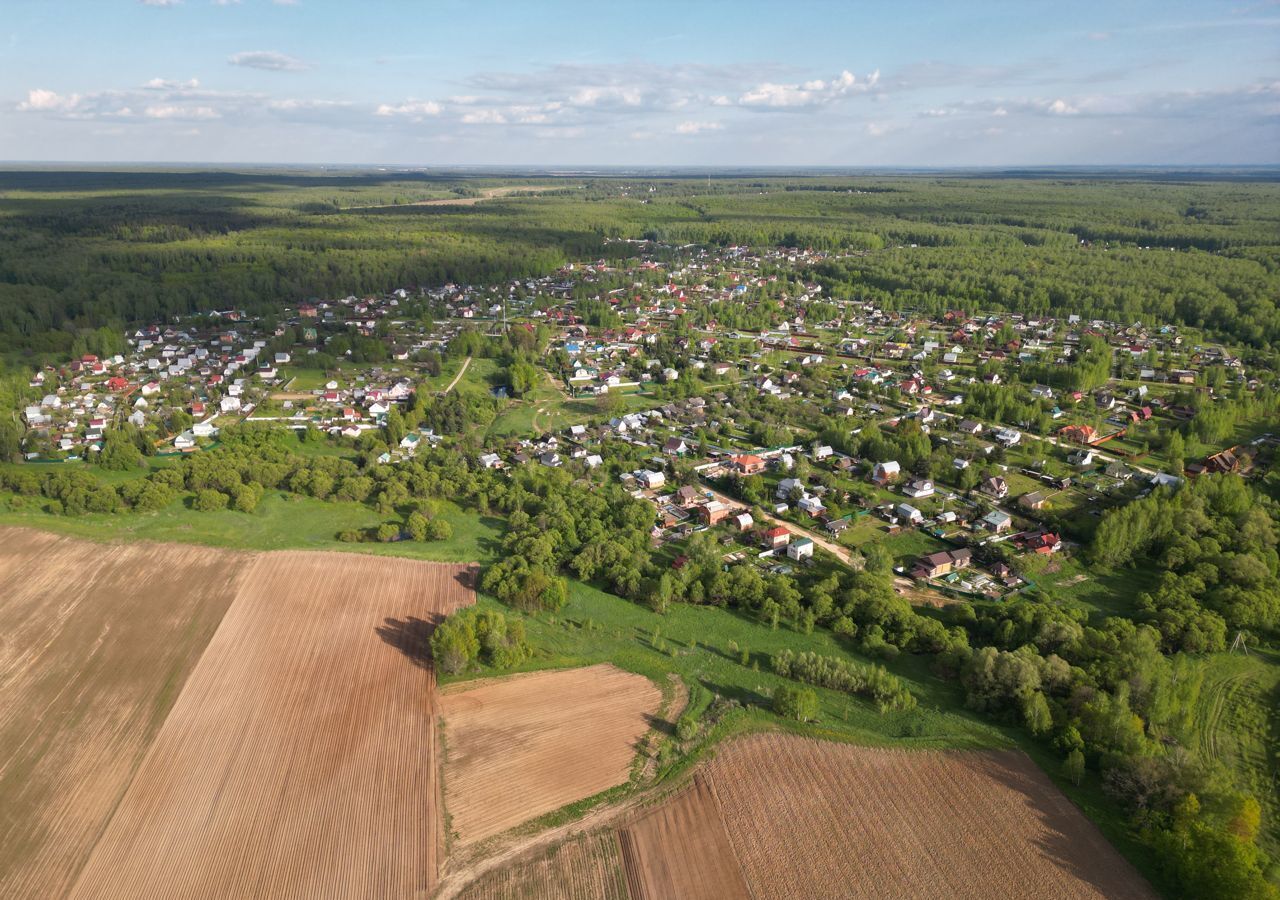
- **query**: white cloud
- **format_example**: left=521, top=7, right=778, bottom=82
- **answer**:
left=140, top=0, right=181, bottom=6
left=18, top=88, right=81, bottom=113
left=143, top=104, right=219, bottom=119
left=374, top=100, right=441, bottom=119
left=144, top=77, right=199, bottom=91
left=866, top=121, right=898, bottom=137
left=228, top=50, right=309, bottom=72
left=461, top=109, right=508, bottom=125
left=1048, top=99, right=1080, bottom=115
left=738, top=69, right=879, bottom=109
left=674, top=120, right=722, bottom=134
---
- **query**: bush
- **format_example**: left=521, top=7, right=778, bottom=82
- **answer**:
left=772, top=649, right=916, bottom=712
left=774, top=685, right=819, bottom=722
left=193, top=488, right=229, bottom=511
left=431, top=613, right=479, bottom=675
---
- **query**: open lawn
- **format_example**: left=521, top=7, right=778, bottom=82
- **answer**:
left=0, top=491, right=502, bottom=564
left=1187, top=650, right=1280, bottom=861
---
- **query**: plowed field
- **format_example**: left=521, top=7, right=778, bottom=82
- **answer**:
left=67, top=551, right=475, bottom=900
left=456, top=832, right=630, bottom=900
left=619, top=775, right=749, bottom=900
left=0, top=529, right=247, bottom=900
left=440, top=665, right=662, bottom=845
left=706, top=734, right=1155, bottom=900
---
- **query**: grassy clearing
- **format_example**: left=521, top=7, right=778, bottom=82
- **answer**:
left=443, top=578, right=1168, bottom=892
left=0, top=492, right=503, bottom=564
left=444, top=581, right=1011, bottom=753
left=1187, top=650, right=1280, bottom=860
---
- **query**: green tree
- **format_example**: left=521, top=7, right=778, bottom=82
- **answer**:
left=193, top=488, right=229, bottom=511
left=430, top=613, right=479, bottom=675
left=774, top=685, right=819, bottom=722
left=1063, top=749, right=1085, bottom=787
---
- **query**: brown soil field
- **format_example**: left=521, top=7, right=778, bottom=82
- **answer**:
left=0, top=528, right=247, bottom=900
left=618, top=775, right=750, bottom=900
left=439, top=664, right=662, bottom=846
left=67, top=552, right=475, bottom=900
left=706, top=734, right=1156, bottom=900
left=456, top=832, right=629, bottom=900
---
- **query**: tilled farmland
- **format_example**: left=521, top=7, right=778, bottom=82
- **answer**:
left=706, top=734, right=1157, bottom=900
left=456, top=832, right=631, bottom=900
left=0, top=528, right=249, bottom=900
left=618, top=775, right=750, bottom=900
left=439, top=664, right=663, bottom=845
left=63, top=549, right=475, bottom=900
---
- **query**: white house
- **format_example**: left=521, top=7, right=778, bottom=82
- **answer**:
left=636, top=470, right=666, bottom=490
left=798, top=495, right=825, bottom=515
left=995, top=428, right=1021, bottom=447
left=896, top=503, right=925, bottom=525
left=787, top=538, right=814, bottom=561
left=776, top=477, right=805, bottom=500
left=903, top=479, right=935, bottom=499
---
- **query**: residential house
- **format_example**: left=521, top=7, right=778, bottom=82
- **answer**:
left=981, top=476, right=1009, bottom=499
left=871, top=460, right=901, bottom=485
left=912, top=548, right=973, bottom=579
left=786, top=538, right=814, bottom=561
left=698, top=501, right=731, bottom=526
left=980, top=509, right=1013, bottom=533
left=1019, top=490, right=1049, bottom=511
left=762, top=526, right=791, bottom=549
left=896, top=503, right=924, bottom=525
left=636, top=470, right=666, bottom=490
left=776, top=477, right=805, bottom=500
left=903, top=478, right=935, bottom=499
left=732, top=454, right=766, bottom=475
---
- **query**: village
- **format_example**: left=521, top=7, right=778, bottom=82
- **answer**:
left=14, top=238, right=1277, bottom=603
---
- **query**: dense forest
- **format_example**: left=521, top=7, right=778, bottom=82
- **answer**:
left=1, top=170, right=1278, bottom=356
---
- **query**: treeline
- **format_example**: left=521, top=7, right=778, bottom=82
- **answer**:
left=3, top=172, right=1278, bottom=354
left=1092, top=475, right=1279, bottom=647
left=772, top=649, right=915, bottom=712
left=941, top=597, right=1275, bottom=897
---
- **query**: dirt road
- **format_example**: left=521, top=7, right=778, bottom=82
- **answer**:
left=443, top=356, right=473, bottom=394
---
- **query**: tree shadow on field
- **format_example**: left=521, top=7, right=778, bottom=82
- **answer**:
left=642, top=711, right=676, bottom=739
left=376, top=615, right=442, bottom=669
left=454, top=566, right=479, bottom=592
left=963, top=751, right=1157, bottom=900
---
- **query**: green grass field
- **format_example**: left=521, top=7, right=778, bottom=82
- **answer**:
left=1187, top=650, right=1280, bottom=860
left=441, top=576, right=1168, bottom=893
left=0, top=491, right=503, bottom=564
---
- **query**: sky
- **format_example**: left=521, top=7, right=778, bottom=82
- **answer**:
left=2, top=0, right=1277, bottom=166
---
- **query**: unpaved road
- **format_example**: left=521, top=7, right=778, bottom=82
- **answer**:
left=442, top=356, right=473, bottom=394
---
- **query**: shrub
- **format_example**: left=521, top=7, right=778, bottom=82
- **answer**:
left=193, top=489, right=229, bottom=512
left=773, top=685, right=819, bottom=722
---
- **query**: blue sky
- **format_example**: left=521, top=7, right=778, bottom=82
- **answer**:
left=2, top=0, right=1277, bottom=165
